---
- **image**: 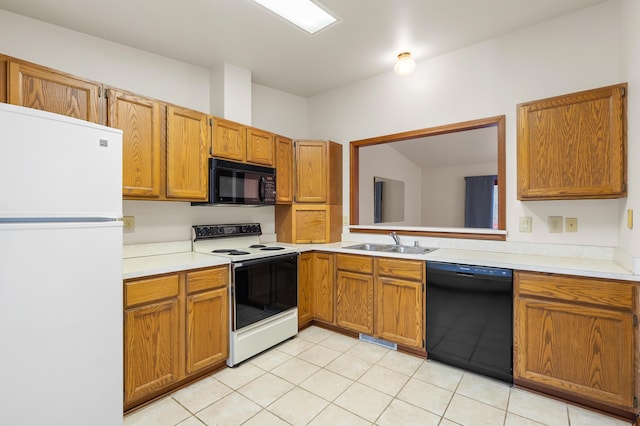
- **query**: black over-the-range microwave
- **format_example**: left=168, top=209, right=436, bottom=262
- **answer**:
left=192, top=158, right=276, bottom=206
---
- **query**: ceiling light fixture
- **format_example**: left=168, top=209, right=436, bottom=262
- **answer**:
left=394, top=52, right=416, bottom=76
left=251, top=0, right=337, bottom=35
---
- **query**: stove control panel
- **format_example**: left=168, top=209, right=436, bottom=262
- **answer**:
left=193, top=223, right=262, bottom=240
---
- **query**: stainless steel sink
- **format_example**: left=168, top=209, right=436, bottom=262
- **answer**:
left=345, top=243, right=437, bottom=255
left=383, top=245, right=437, bottom=254
left=345, top=243, right=391, bottom=251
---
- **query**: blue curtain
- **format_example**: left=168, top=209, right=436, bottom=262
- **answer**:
left=464, top=175, right=497, bottom=228
left=374, top=181, right=383, bottom=223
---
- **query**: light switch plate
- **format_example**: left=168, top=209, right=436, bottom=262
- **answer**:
left=548, top=216, right=563, bottom=233
left=565, top=217, right=577, bottom=232
left=519, top=216, right=532, bottom=233
left=123, top=216, right=135, bottom=232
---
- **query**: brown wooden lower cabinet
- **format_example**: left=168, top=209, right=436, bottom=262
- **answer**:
left=313, top=252, right=334, bottom=323
left=298, top=252, right=335, bottom=328
left=332, top=253, right=426, bottom=350
left=124, top=265, right=229, bottom=410
left=514, top=271, right=637, bottom=415
left=375, top=257, right=425, bottom=349
left=124, top=275, right=181, bottom=403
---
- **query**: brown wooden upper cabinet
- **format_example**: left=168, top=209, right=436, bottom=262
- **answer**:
left=246, top=127, right=275, bottom=166
left=294, top=140, right=342, bottom=203
left=0, top=55, right=8, bottom=103
left=275, top=136, right=293, bottom=204
left=109, top=88, right=163, bottom=199
left=517, top=83, right=627, bottom=200
left=166, top=105, right=209, bottom=200
left=6, top=58, right=103, bottom=124
left=211, top=117, right=245, bottom=162
left=110, top=88, right=208, bottom=201
left=210, top=117, right=275, bottom=167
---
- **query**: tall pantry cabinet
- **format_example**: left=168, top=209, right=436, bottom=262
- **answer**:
left=275, top=140, right=343, bottom=243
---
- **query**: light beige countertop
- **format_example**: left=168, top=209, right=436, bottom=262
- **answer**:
left=123, top=241, right=230, bottom=280
left=297, top=242, right=639, bottom=282
left=122, top=240, right=639, bottom=282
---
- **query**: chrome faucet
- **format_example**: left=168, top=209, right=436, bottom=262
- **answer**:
left=389, top=232, right=400, bottom=245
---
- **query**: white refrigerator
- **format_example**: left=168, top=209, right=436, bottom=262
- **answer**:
left=0, top=103, right=123, bottom=426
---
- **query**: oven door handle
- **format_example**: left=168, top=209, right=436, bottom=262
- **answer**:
left=232, top=253, right=298, bottom=270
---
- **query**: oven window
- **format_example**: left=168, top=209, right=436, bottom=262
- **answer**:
left=234, top=254, right=298, bottom=330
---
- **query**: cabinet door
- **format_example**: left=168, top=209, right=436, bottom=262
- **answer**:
left=8, top=60, right=102, bottom=123
left=336, top=270, right=374, bottom=334
left=293, top=204, right=330, bottom=243
left=124, top=298, right=180, bottom=404
left=376, top=277, right=423, bottom=348
left=186, top=287, right=228, bottom=374
left=514, top=297, right=634, bottom=409
left=276, top=136, right=293, bottom=204
left=0, top=55, right=8, bottom=103
left=298, top=252, right=314, bottom=327
left=517, top=84, right=626, bottom=200
left=247, top=127, right=275, bottom=166
left=313, top=252, right=334, bottom=323
left=166, top=105, right=208, bottom=200
left=295, top=141, right=327, bottom=202
left=109, top=89, right=162, bottom=198
left=211, top=118, right=245, bottom=161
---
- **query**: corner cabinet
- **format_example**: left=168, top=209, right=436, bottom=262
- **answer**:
left=124, top=265, right=229, bottom=411
left=514, top=271, right=637, bottom=415
left=517, top=84, right=627, bottom=200
left=276, top=140, right=343, bottom=243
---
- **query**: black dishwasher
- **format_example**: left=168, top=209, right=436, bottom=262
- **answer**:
left=426, top=261, right=513, bottom=383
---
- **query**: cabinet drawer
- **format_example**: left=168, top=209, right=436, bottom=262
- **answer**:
left=187, top=266, right=229, bottom=294
left=125, top=274, right=180, bottom=308
left=336, top=254, right=373, bottom=274
left=515, top=271, right=634, bottom=310
left=377, top=258, right=424, bottom=281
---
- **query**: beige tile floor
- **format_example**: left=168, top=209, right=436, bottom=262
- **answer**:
left=124, top=326, right=633, bottom=426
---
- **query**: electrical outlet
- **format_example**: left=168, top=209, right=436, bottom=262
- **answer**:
left=519, top=216, right=532, bottom=233
left=123, top=216, right=135, bottom=232
left=548, top=216, right=563, bottom=233
left=565, top=217, right=577, bottom=232
left=342, top=215, right=349, bottom=226
left=628, top=209, right=634, bottom=229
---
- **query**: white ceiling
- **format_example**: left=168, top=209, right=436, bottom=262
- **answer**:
left=0, top=0, right=606, bottom=97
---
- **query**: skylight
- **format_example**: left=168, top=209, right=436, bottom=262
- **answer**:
left=251, top=0, right=337, bottom=34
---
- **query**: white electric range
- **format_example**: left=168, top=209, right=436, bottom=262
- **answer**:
left=192, top=223, right=299, bottom=367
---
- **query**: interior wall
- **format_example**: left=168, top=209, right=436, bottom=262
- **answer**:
left=308, top=0, right=624, bottom=248
left=421, top=162, right=497, bottom=228
left=618, top=0, right=640, bottom=263
left=358, top=144, right=421, bottom=225
left=0, top=10, right=210, bottom=113
left=252, top=84, right=309, bottom=139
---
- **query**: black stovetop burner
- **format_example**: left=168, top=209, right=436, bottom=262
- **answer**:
left=211, top=249, right=250, bottom=255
